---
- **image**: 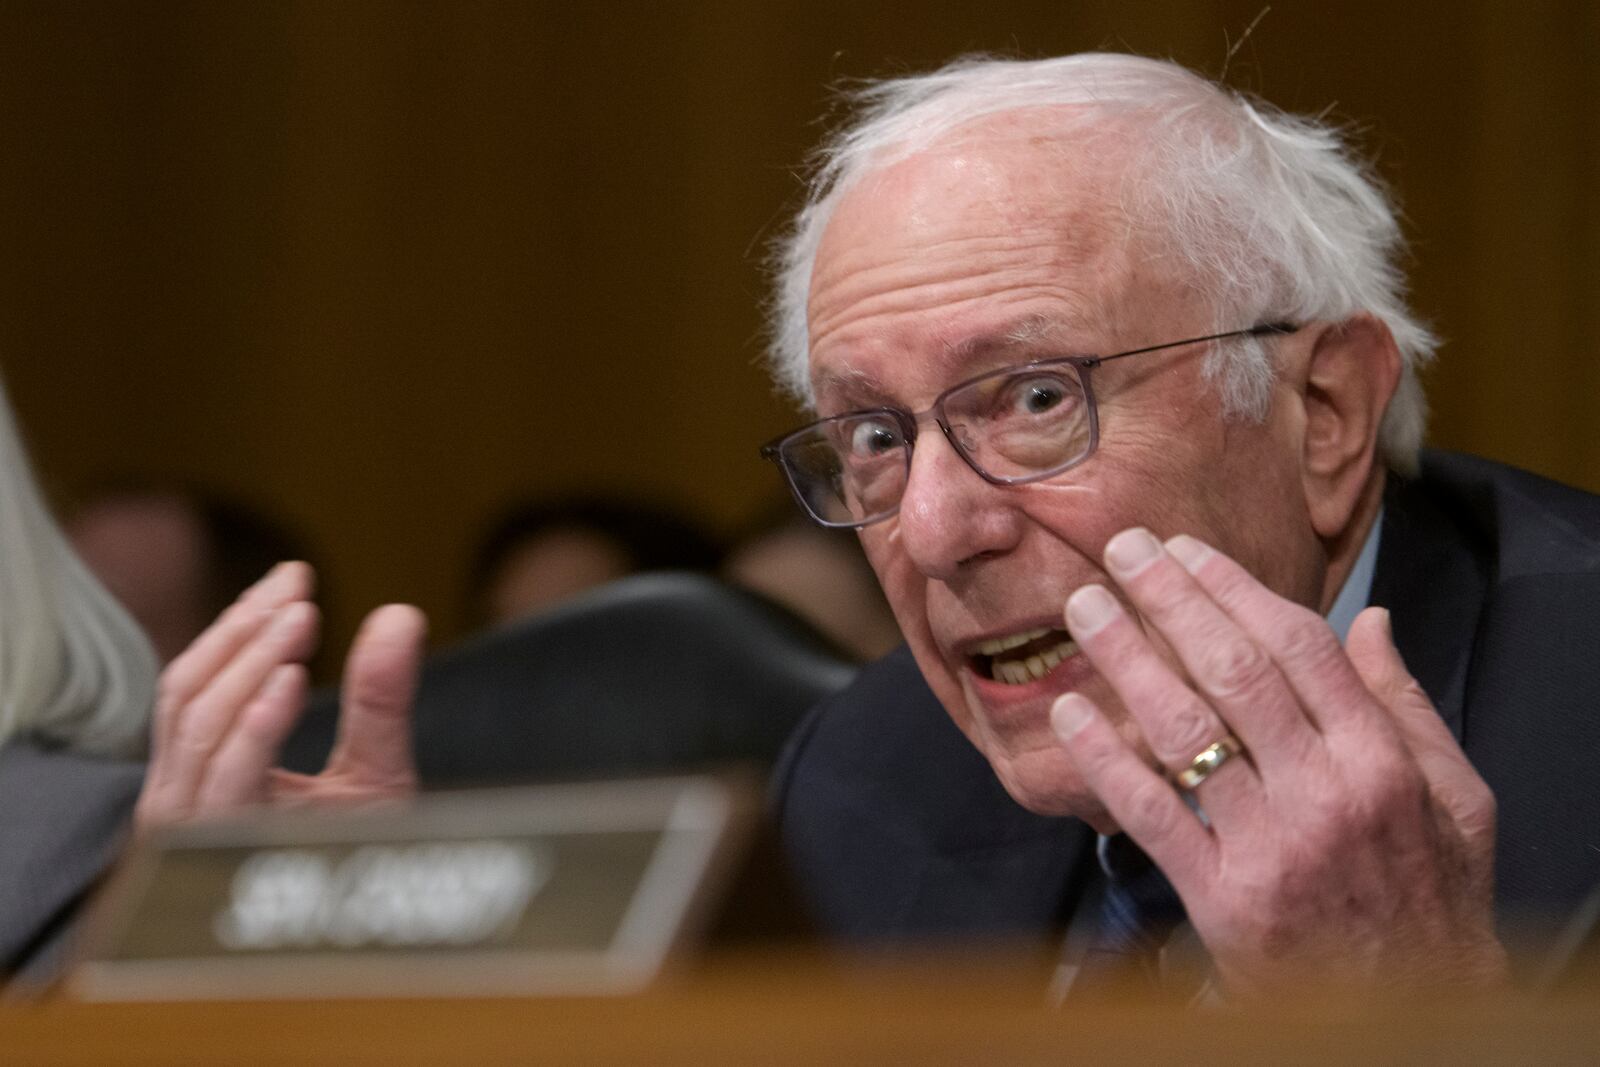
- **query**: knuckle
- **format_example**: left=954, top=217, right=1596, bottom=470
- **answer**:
left=1072, top=728, right=1121, bottom=775
left=1274, top=609, right=1342, bottom=670
left=1124, top=779, right=1183, bottom=838
left=172, top=729, right=220, bottom=764
left=1197, top=637, right=1271, bottom=699
left=1339, top=758, right=1426, bottom=830
left=1306, top=755, right=1419, bottom=832
left=1159, top=707, right=1216, bottom=761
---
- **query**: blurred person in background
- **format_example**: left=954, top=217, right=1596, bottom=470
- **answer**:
left=466, top=494, right=721, bottom=628
left=723, top=509, right=901, bottom=661
left=67, top=483, right=315, bottom=666
left=0, top=378, right=158, bottom=983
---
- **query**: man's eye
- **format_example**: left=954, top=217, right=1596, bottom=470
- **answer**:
left=1004, top=374, right=1072, bottom=416
left=847, top=419, right=903, bottom=457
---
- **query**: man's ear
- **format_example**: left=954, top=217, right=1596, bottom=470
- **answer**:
left=1295, top=315, right=1401, bottom=539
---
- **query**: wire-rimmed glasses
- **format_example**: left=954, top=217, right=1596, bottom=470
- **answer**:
left=760, top=323, right=1297, bottom=529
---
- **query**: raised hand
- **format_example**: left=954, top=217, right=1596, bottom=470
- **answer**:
left=1050, top=527, right=1504, bottom=994
left=134, top=562, right=425, bottom=831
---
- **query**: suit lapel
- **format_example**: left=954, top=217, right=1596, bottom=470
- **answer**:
left=904, top=734, right=1099, bottom=934
left=916, top=815, right=1097, bottom=932
left=1369, top=474, right=1491, bottom=742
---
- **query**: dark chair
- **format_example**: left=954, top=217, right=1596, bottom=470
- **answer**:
left=281, top=573, right=859, bottom=787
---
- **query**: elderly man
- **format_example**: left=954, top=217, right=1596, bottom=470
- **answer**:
left=757, top=53, right=1600, bottom=994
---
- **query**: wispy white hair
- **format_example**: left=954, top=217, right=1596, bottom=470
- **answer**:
left=766, top=53, right=1436, bottom=472
left=0, top=372, right=157, bottom=757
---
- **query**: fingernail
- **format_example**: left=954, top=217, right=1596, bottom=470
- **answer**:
left=1165, top=534, right=1214, bottom=574
left=1051, top=693, right=1093, bottom=740
left=1105, top=527, right=1162, bottom=577
left=246, top=562, right=284, bottom=596
left=258, top=562, right=297, bottom=598
left=1065, top=584, right=1119, bottom=636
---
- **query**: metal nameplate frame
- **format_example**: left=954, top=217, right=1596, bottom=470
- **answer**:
left=71, top=774, right=757, bottom=1000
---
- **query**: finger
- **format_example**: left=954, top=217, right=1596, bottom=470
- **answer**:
left=143, top=601, right=320, bottom=818
left=1162, top=535, right=1381, bottom=735
left=153, top=562, right=314, bottom=758
left=262, top=768, right=321, bottom=805
left=1100, top=528, right=1321, bottom=765
left=1346, top=607, right=1495, bottom=846
left=1051, top=692, right=1215, bottom=886
left=323, top=604, right=425, bottom=791
left=193, top=664, right=309, bottom=813
left=1063, top=582, right=1262, bottom=820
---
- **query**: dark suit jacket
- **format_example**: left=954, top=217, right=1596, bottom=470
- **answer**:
left=0, top=739, right=145, bottom=987
left=771, top=451, right=1600, bottom=968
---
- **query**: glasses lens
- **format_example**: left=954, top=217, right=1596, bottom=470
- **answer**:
left=780, top=412, right=910, bottom=526
left=943, top=363, right=1092, bottom=479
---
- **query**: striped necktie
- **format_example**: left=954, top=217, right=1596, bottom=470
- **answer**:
left=1075, top=834, right=1188, bottom=989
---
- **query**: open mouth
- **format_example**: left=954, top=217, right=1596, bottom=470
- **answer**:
left=969, top=627, right=1079, bottom=685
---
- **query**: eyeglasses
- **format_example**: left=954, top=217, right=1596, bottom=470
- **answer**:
left=760, top=323, right=1298, bottom=529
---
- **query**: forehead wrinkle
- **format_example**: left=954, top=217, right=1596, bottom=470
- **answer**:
left=806, top=123, right=1156, bottom=412
left=812, top=365, right=892, bottom=410
left=814, top=310, right=1096, bottom=414
left=944, top=313, right=1087, bottom=360
left=810, top=226, right=1071, bottom=320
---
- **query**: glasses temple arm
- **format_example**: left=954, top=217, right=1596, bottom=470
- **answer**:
left=1084, top=321, right=1300, bottom=368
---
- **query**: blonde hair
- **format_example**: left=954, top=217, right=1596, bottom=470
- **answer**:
left=0, top=372, right=157, bottom=757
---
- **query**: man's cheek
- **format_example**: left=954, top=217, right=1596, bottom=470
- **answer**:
left=856, top=523, right=899, bottom=584
left=859, top=528, right=922, bottom=625
left=1033, top=440, right=1191, bottom=538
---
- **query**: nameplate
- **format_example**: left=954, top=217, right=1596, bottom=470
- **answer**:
left=71, top=774, right=756, bottom=1000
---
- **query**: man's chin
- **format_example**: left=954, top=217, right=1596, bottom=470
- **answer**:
left=987, top=749, right=1120, bottom=832
left=934, top=662, right=1126, bottom=830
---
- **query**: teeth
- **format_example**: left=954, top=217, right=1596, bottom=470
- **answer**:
left=975, top=627, right=1052, bottom=656
left=985, top=637, right=1079, bottom=685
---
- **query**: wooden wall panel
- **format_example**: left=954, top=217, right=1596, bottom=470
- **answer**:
left=0, top=1, right=1593, bottom=655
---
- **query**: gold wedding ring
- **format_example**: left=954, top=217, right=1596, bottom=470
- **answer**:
left=1174, top=734, right=1245, bottom=790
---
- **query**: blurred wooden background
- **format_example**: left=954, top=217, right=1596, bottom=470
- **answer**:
left=0, top=0, right=1593, bottom=656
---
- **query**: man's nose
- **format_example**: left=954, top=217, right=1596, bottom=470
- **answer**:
left=895, top=427, right=1023, bottom=581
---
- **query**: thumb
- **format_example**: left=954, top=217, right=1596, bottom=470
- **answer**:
left=1346, top=607, right=1430, bottom=717
left=324, top=603, right=426, bottom=791
left=1346, top=606, right=1492, bottom=841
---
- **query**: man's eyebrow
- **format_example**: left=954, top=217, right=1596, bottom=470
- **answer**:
left=943, top=315, right=1083, bottom=362
left=813, top=317, right=1089, bottom=408
left=813, top=368, right=893, bottom=409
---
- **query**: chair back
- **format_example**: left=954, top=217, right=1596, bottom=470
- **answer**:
left=282, top=572, right=860, bottom=786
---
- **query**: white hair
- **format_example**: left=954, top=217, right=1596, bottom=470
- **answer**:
left=766, top=53, right=1436, bottom=472
left=0, top=372, right=157, bottom=758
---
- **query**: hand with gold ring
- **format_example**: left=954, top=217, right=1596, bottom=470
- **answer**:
left=1048, top=527, right=1505, bottom=996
